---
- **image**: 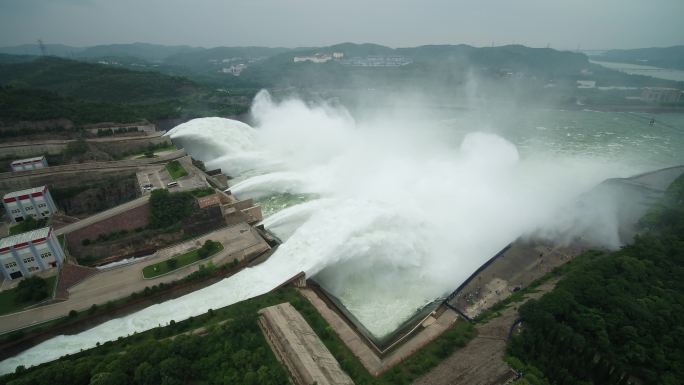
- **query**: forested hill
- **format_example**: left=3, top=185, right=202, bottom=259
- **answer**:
left=0, top=57, right=252, bottom=127
left=594, top=46, right=684, bottom=71
left=0, top=57, right=199, bottom=103
left=507, top=173, right=684, bottom=385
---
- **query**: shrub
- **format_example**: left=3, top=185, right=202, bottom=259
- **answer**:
left=15, top=276, right=49, bottom=303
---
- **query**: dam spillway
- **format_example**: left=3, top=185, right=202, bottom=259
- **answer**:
left=2, top=93, right=684, bottom=373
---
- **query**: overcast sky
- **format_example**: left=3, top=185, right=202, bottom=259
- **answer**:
left=1, top=0, right=682, bottom=49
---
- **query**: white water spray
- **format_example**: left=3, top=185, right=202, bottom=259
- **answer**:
left=0, top=91, right=631, bottom=374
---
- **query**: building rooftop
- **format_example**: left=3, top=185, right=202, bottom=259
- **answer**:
left=3, top=186, right=47, bottom=199
left=0, top=227, right=51, bottom=249
left=197, top=193, right=221, bottom=209
left=11, top=156, right=46, bottom=165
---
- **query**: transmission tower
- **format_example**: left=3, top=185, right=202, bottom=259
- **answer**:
left=37, top=39, right=46, bottom=56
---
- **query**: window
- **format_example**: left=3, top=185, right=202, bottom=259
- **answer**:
left=28, top=266, right=40, bottom=272
left=25, top=206, right=33, bottom=211
left=38, top=203, right=47, bottom=208
left=11, top=209, right=20, bottom=214
left=23, top=257, right=35, bottom=263
left=4, top=262, right=17, bottom=268
left=40, top=252, right=52, bottom=259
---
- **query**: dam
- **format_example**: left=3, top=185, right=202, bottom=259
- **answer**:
left=2, top=93, right=684, bottom=373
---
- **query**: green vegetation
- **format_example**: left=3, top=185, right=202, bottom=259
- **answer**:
left=142, top=240, right=223, bottom=278
left=0, top=57, right=251, bottom=130
left=0, top=276, right=56, bottom=316
left=81, top=227, right=145, bottom=246
left=62, top=139, right=89, bottom=159
left=165, top=160, right=187, bottom=180
left=507, top=174, right=684, bottom=385
left=9, top=217, right=48, bottom=235
left=117, top=142, right=176, bottom=160
left=190, top=187, right=216, bottom=198
left=0, top=288, right=300, bottom=385
left=0, top=57, right=197, bottom=103
left=148, top=189, right=193, bottom=229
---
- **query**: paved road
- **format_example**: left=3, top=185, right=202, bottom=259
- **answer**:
left=54, top=196, right=150, bottom=236
left=0, top=222, right=269, bottom=335
left=0, top=132, right=166, bottom=148
left=0, top=150, right=186, bottom=182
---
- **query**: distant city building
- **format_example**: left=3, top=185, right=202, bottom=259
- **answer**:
left=11, top=156, right=48, bottom=172
left=0, top=227, right=64, bottom=280
left=340, top=56, right=413, bottom=67
left=222, top=63, right=247, bottom=76
left=576, top=80, right=596, bottom=89
left=293, top=53, right=333, bottom=63
left=332, top=52, right=344, bottom=59
left=641, top=87, right=682, bottom=103
left=3, top=186, right=57, bottom=223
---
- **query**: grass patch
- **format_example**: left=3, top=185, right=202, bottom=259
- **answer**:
left=190, top=187, right=216, bottom=198
left=142, top=240, right=223, bottom=278
left=9, top=217, right=48, bottom=235
left=165, top=160, right=187, bottom=180
left=0, top=276, right=57, bottom=316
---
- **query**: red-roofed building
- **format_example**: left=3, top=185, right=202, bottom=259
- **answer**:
left=3, top=185, right=58, bottom=223
left=10, top=156, right=48, bottom=172
left=0, top=227, right=64, bottom=280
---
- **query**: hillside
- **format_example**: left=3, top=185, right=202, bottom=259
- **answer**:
left=0, top=57, right=199, bottom=103
left=593, top=45, right=684, bottom=70
left=0, top=58, right=253, bottom=128
left=507, top=174, right=684, bottom=385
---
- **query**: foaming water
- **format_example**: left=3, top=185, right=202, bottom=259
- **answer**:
left=167, top=91, right=631, bottom=338
left=2, top=91, right=663, bottom=373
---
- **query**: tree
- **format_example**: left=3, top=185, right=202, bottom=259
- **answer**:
left=133, top=362, right=159, bottom=385
left=166, top=258, right=178, bottom=270
left=15, top=276, right=49, bottom=303
left=148, top=189, right=192, bottom=229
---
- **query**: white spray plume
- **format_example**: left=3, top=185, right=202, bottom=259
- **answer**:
left=169, top=90, right=628, bottom=337
left=0, top=90, right=634, bottom=374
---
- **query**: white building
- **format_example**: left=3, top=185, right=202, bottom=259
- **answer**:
left=293, top=53, right=332, bottom=63
left=0, top=227, right=64, bottom=280
left=3, top=186, right=58, bottom=223
left=577, top=80, right=597, bottom=89
left=11, top=156, right=48, bottom=172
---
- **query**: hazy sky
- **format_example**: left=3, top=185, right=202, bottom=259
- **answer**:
left=1, top=0, right=682, bottom=49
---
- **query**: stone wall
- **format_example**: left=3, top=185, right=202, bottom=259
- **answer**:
left=53, top=175, right=140, bottom=216
left=0, top=169, right=135, bottom=197
left=67, top=201, right=226, bottom=264
left=66, top=202, right=150, bottom=254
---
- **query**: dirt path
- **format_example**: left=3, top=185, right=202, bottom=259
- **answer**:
left=413, top=279, right=558, bottom=385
